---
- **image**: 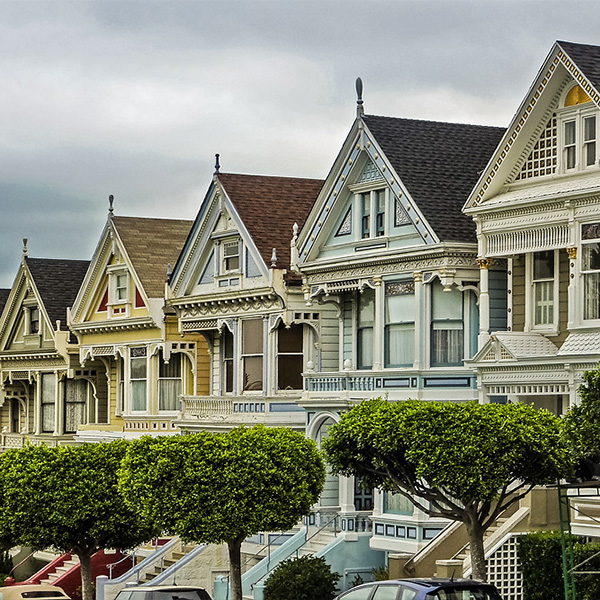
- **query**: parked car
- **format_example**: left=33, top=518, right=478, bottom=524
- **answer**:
left=0, top=584, right=71, bottom=600
left=335, top=578, right=503, bottom=600
left=114, top=586, right=212, bottom=600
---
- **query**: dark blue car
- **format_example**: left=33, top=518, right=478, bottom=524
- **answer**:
left=335, top=578, right=503, bottom=600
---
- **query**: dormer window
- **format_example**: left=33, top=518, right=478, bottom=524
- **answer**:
left=359, top=189, right=386, bottom=239
left=559, top=85, right=599, bottom=173
left=222, top=240, right=240, bottom=273
left=107, top=266, right=129, bottom=317
left=115, top=274, right=128, bottom=301
left=30, top=308, right=40, bottom=334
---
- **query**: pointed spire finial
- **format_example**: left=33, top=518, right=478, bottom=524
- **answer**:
left=215, top=153, right=221, bottom=173
left=22, top=238, right=28, bottom=257
left=271, top=248, right=277, bottom=268
left=356, top=77, right=364, bottom=117
left=166, top=263, right=172, bottom=281
left=108, top=195, right=114, bottom=216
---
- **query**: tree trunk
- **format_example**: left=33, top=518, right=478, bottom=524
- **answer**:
left=465, top=517, right=487, bottom=582
left=77, top=549, right=95, bottom=600
left=227, top=537, right=244, bottom=600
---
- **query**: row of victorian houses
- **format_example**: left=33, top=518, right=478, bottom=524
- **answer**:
left=2, top=39, right=600, bottom=597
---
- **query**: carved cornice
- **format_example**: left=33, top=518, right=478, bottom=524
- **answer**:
left=176, top=293, right=282, bottom=319
left=303, top=252, right=478, bottom=285
left=71, top=316, right=157, bottom=335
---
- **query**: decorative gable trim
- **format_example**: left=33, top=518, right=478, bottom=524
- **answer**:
left=300, top=124, right=436, bottom=262
left=469, top=44, right=600, bottom=209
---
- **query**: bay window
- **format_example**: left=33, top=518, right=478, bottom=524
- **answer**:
left=242, top=319, right=263, bottom=391
left=130, top=347, right=147, bottom=411
left=560, top=85, right=598, bottom=172
left=384, top=282, right=415, bottom=367
left=431, top=281, right=464, bottom=366
left=41, top=373, right=56, bottom=433
left=582, top=223, right=600, bottom=320
left=357, top=288, right=375, bottom=369
left=277, top=323, right=303, bottom=390
left=158, top=350, right=182, bottom=411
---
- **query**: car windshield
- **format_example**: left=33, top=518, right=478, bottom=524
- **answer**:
left=427, top=586, right=502, bottom=600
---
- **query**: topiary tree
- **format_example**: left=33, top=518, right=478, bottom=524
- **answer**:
left=0, top=441, right=159, bottom=600
left=263, top=555, right=340, bottom=600
left=323, top=398, right=572, bottom=582
left=119, top=426, right=325, bottom=600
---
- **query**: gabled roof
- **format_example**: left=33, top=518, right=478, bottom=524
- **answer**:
left=363, top=115, right=505, bottom=242
left=0, top=289, right=9, bottom=315
left=111, top=216, right=193, bottom=298
left=465, top=40, right=600, bottom=211
left=471, top=332, right=559, bottom=363
left=217, top=173, right=324, bottom=267
left=25, top=257, right=90, bottom=330
left=557, top=41, right=600, bottom=90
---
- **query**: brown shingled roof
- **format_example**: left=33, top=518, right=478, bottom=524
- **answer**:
left=111, top=216, right=193, bottom=299
left=0, top=289, right=11, bottom=317
left=217, top=173, right=323, bottom=268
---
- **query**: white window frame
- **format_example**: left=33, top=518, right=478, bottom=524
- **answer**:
left=557, top=97, right=599, bottom=174
left=129, top=347, right=148, bottom=413
left=580, top=222, right=600, bottom=324
left=107, top=266, right=130, bottom=318
left=525, top=250, right=559, bottom=334
left=221, top=239, right=241, bottom=274
left=352, top=185, right=388, bottom=240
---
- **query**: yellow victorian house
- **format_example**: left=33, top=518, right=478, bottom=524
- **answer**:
left=68, top=204, right=208, bottom=442
left=0, top=242, right=90, bottom=448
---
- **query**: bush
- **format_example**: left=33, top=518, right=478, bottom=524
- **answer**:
left=264, top=555, right=340, bottom=600
left=518, top=531, right=600, bottom=600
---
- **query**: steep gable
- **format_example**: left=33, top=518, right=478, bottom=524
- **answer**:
left=465, top=40, right=600, bottom=211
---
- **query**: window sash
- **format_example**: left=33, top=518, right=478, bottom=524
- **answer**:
left=431, top=323, right=464, bottom=366
left=41, top=373, right=56, bottom=433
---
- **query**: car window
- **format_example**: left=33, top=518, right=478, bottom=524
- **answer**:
left=429, top=586, right=501, bottom=600
left=372, top=584, right=399, bottom=599
left=152, top=591, right=211, bottom=600
left=399, top=587, right=417, bottom=600
left=340, top=586, right=374, bottom=600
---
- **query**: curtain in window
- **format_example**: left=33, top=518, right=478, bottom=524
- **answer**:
left=130, top=356, right=147, bottom=411
left=159, top=379, right=182, bottom=411
left=431, top=282, right=464, bottom=366
left=41, top=373, right=56, bottom=433
left=242, top=320, right=263, bottom=391
left=358, top=289, right=375, bottom=369
left=385, top=284, right=415, bottom=367
left=585, top=272, right=600, bottom=320
left=64, top=379, right=87, bottom=433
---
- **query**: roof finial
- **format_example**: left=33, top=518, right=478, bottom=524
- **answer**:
left=166, top=263, right=172, bottom=281
left=22, top=238, right=28, bottom=257
left=271, top=248, right=277, bottom=268
left=108, top=195, right=114, bottom=216
left=356, top=77, right=364, bottom=117
left=215, top=153, right=221, bottom=173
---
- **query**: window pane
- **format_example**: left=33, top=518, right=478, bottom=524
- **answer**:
left=583, top=243, right=600, bottom=271
left=432, top=327, right=464, bottom=365
left=278, top=355, right=303, bottom=390
left=159, top=379, right=181, bottom=411
left=358, top=289, right=375, bottom=326
left=533, top=250, right=554, bottom=280
left=130, top=357, right=147, bottom=379
left=372, top=585, right=399, bottom=599
left=385, top=324, right=414, bottom=367
left=432, top=282, right=462, bottom=320
left=565, top=120, right=576, bottom=145
left=584, top=272, right=600, bottom=320
left=131, top=380, right=147, bottom=411
left=242, top=320, right=263, bottom=354
left=357, top=327, right=373, bottom=369
left=159, top=354, right=181, bottom=378
left=64, top=379, right=87, bottom=433
left=585, top=116, right=596, bottom=141
left=337, top=588, right=372, bottom=600
left=587, top=141, right=596, bottom=166
left=223, top=329, right=234, bottom=359
left=385, top=492, right=414, bottom=515
left=278, top=324, right=302, bottom=352
left=243, top=356, right=263, bottom=391
left=386, top=291, right=415, bottom=322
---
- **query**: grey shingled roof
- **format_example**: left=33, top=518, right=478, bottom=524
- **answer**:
left=0, top=289, right=10, bottom=317
left=217, top=173, right=324, bottom=268
left=25, top=258, right=90, bottom=332
left=112, top=216, right=193, bottom=298
left=363, top=115, right=505, bottom=243
left=558, top=41, right=600, bottom=92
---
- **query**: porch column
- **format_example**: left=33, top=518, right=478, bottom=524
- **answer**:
left=338, top=475, right=355, bottom=514
left=34, top=371, right=41, bottom=435
left=55, top=372, right=65, bottom=436
left=567, top=247, right=577, bottom=330
left=412, top=272, right=423, bottom=369
left=372, top=276, right=383, bottom=371
left=477, top=258, right=493, bottom=348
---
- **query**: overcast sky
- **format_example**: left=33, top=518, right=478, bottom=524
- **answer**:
left=2, top=0, right=600, bottom=288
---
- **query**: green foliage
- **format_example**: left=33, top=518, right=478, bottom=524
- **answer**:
left=0, top=441, right=158, bottom=554
left=518, top=531, right=566, bottom=600
left=263, top=556, right=340, bottom=600
left=323, top=399, right=571, bottom=506
left=119, top=426, right=325, bottom=544
left=562, top=366, right=600, bottom=466
left=371, top=566, right=388, bottom=581
left=518, top=531, right=600, bottom=600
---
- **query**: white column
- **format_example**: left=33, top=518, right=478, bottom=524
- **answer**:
left=55, top=372, right=64, bottom=436
left=338, top=475, right=355, bottom=514
left=412, top=272, right=423, bottom=369
left=372, top=277, right=383, bottom=371
left=477, top=258, right=493, bottom=348
left=34, top=372, right=41, bottom=435
left=567, top=247, right=577, bottom=330
left=507, top=258, right=514, bottom=331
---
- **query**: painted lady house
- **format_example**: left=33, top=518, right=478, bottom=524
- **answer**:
left=0, top=241, right=89, bottom=447
left=67, top=201, right=207, bottom=442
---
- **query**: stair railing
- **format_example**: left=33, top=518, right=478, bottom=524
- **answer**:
left=250, top=512, right=340, bottom=592
left=106, top=554, right=136, bottom=580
